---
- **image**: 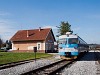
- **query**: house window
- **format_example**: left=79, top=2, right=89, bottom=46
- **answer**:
left=37, top=42, right=41, bottom=50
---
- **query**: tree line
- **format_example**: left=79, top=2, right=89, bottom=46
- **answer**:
left=0, top=38, right=12, bottom=50
left=0, top=38, right=4, bottom=48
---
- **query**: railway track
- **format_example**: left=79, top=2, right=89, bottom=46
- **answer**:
left=21, top=59, right=74, bottom=75
left=0, top=59, right=35, bottom=70
left=21, top=52, right=87, bottom=75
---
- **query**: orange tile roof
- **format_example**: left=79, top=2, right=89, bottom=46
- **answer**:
left=10, top=28, right=55, bottom=41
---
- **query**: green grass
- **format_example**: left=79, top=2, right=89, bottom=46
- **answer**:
left=0, top=52, right=52, bottom=65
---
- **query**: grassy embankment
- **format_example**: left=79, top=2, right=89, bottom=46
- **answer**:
left=0, top=52, right=52, bottom=65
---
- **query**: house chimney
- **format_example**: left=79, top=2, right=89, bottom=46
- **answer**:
left=27, top=30, right=29, bottom=37
left=39, top=27, right=41, bottom=31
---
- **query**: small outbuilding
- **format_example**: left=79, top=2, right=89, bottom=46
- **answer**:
left=10, top=28, right=56, bottom=53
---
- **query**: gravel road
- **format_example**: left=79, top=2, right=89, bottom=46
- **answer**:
left=61, top=50, right=100, bottom=75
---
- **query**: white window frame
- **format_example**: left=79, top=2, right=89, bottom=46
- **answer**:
left=37, top=42, right=41, bottom=50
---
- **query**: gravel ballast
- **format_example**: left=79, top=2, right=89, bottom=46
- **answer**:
left=61, top=50, right=100, bottom=75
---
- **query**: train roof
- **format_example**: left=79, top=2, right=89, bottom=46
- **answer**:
left=59, top=34, right=87, bottom=44
left=59, top=34, right=78, bottom=39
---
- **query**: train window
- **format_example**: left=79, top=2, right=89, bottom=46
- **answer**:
left=78, top=41, right=80, bottom=44
left=68, top=38, right=78, bottom=44
left=59, top=38, right=67, bottom=44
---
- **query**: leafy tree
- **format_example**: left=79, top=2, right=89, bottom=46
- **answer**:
left=57, top=21, right=73, bottom=35
left=0, top=38, right=3, bottom=48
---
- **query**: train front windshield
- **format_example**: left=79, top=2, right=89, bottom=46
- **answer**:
left=59, top=38, right=67, bottom=44
left=68, top=38, right=78, bottom=44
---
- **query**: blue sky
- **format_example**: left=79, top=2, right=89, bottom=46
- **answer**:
left=0, top=0, right=100, bottom=44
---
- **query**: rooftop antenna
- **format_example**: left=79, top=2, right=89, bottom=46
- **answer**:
left=66, top=32, right=72, bottom=35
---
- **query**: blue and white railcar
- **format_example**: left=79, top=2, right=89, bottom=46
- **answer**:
left=58, top=32, right=88, bottom=58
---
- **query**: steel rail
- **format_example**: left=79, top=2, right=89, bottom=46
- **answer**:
left=21, top=51, right=87, bottom=75
left=0, top=56, right=52, bottom=70
left=21, top=59, right=74, bottom=75
left=0, top=59, right=35, bottom=70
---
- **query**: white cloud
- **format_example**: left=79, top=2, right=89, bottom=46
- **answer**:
left=0, top=11, right=13, bottom=41
left=0, top=19, right=17, bottom=41
left=42, top=25, right=57, bottom=29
